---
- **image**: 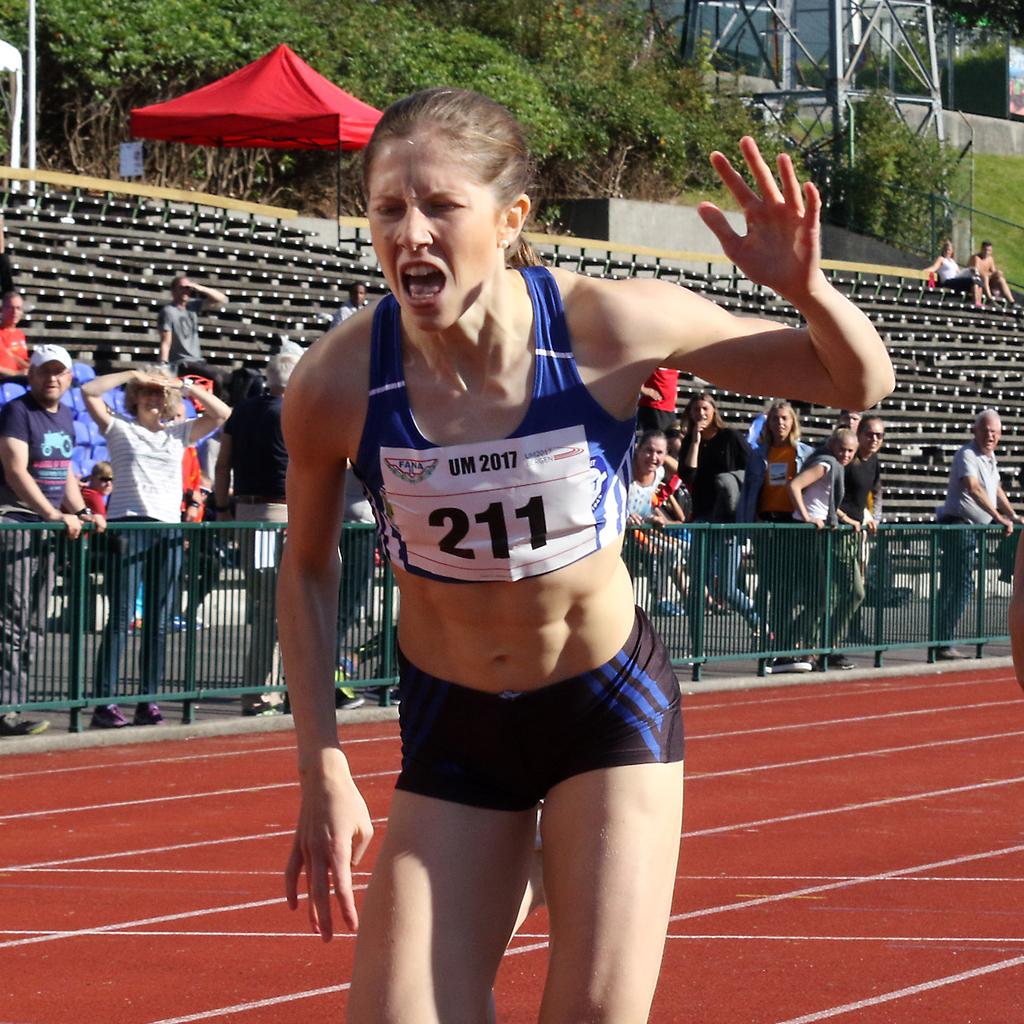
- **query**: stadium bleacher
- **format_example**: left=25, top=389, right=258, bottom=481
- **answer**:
left=1, top=180, right=1021, bottom=519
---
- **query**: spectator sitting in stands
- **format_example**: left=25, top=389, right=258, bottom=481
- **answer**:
left=924, top=240, right=982, bottom=306
left=968, top=240, right=1015, bottom=305
left=80, top=460, right=113, bottom=515
left=157, top=273, right=229, bottom=394
left=328, top=281, right=369, bottom=330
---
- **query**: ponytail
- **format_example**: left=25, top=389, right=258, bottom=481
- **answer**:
left=506, top=235, right=545, bottom=269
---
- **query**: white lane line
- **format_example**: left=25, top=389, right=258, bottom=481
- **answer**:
left=686, top=673, right=1016, bottom=711
left=694, top=698, right=1022, bottom=741
left=772, top=955, right=1024, bottom=1024
left=665, top=934, right=1024, bottom=945
left=0, top=887, right=365, bottom=951
left=670, top=843, right=1024, bottom=923
left=679, top=874, right=1024, bottom=883
left=0, top=768, right=397, bottom=822
left=689, top=729, right=1024, bottom=780
left=0, top=896, right=289, bottom=950
left=142, top=940, right=555, bottom=1024
left=145, top=983, right=351, bottom=1024
left=686, top=773, right=1024, bottom=839
left=1, top=820, right=387, bottom=872
left=0, top=732, right=397, bottom=782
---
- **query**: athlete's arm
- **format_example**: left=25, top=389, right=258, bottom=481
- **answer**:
left=560, top=138, right=893, bottom=415
left=279, top=328, right=373, bottom=939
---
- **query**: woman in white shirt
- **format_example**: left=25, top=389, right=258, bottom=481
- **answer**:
left=81, top=369, right=230, bottom=728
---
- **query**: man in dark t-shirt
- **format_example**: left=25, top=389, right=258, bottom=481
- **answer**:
left=830, top=415, right=885, bottom=665
left=213, top=351, right=295, bottom=716
left=0, top=344, right=104, bottom=736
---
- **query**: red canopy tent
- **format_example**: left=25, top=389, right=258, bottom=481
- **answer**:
left=130, top=44, right=382, bottom=234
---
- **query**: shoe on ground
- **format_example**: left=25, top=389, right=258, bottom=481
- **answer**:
left=828, top=654, right=855, bottom=670
left=0, top=712, right=49, bottom=737
left=91, top=704, right=129, bottom=729
left=133, top=702, right=164, bottom=725
left=336, top=694, right=365, bottom=711
left=936, top=646, right=966, bottom=661
left=242, top=699, right=283, bottom=717
left=653, top=599, right=684, bottom=617
left=768, top=656, right=813, bottom=674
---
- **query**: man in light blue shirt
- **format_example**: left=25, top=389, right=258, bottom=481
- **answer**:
left=934, top=410, right=1021, bottom=659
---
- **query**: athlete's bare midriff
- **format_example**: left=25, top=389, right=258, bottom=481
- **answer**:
left=393, top=538, right=639, bottom=692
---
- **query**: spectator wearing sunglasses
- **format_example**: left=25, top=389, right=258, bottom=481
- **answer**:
left=827, top=415, right=886, bottom=666
left=80, top=461, right=113, bottom=515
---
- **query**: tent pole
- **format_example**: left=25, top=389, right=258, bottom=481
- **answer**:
left=336, top=144, right=342, bottom=248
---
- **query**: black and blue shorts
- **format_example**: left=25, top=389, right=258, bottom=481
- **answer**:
left=395, top=607, right=684, bottom=812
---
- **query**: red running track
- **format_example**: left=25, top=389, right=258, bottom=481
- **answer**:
left=2, top=666, right=1023, bottom=1023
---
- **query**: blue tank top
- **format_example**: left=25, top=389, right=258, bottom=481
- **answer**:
left=353, top=265, right=636, bottom=583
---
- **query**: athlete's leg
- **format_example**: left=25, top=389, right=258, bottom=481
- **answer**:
left=537, top=761, right=685, bottom=1023
left=348, top=789, right=538, bottom=1024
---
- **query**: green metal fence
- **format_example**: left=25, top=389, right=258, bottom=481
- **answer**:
left=1, top=520, right=1017, bottom=730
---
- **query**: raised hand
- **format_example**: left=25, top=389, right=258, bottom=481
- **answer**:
left=697, top=136, right=823, bottom=304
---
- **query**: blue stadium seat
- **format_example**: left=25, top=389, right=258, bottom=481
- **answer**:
left=71, top=446, right=92, bottom=478
left=73, top=420, right=91, bottom=446
left=72, top=362, right=96, bottom=385
left=0, top=381, right=27, bottom=403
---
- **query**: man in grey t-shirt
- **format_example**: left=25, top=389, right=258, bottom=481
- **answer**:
left=157, top=274, right=228, bottom=390
left=934, top=409, right=1021, bottom=659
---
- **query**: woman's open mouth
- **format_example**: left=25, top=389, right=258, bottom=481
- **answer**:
left=402, top=265, right=446, bottom=302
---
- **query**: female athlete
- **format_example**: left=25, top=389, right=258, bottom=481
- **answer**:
left=279, top=87, right=894, bottom=1023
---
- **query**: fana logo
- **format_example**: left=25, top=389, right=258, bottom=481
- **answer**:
left=384, top=456, right=438, bottom=483
left=41, top=431, right=73, bottom=459
left=526, top=445, right=585, bottom=465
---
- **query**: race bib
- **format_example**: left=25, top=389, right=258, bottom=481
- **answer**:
left=378, top=426, right=599, bottom=581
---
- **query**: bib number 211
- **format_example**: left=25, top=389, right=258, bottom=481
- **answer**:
left=428, top=495, right=547, bottom=560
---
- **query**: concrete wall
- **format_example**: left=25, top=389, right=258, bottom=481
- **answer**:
left=542, top=197, right=745, bottom=254
left=551, top=197, right=921, bottom=270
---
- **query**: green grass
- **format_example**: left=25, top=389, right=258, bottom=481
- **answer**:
left=969, top=153, right=1024, bottom=290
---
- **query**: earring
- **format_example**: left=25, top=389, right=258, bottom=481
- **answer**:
left=499, top=239, right=510, bottom=250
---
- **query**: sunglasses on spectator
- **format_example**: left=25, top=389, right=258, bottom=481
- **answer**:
left=864, top=431, right=884, bottom=439
left=96, top=476, right=113, bottom=483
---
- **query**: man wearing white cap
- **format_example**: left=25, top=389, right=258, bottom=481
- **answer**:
left=0, top=344, right=104, bottom=736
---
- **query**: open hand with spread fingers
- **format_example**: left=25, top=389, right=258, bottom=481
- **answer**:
left=697, top=136, right=823, bottom=305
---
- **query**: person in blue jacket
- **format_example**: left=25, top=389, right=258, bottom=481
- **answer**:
left=738, top=400, right=815, bottom=671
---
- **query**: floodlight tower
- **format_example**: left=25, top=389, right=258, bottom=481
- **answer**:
left=682, top=0, right=945, bottom=153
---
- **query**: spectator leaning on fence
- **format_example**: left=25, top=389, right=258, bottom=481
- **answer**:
left=214, top=351, right=298, bottom=717
left=0, top=344, right=105, bottom=737
left=934, top=409, right=1021, bottom=661
left=736, top=400, right=814, bottom=671
left=786, top=428, right=859, bottom=670
left=835, top=415, right=885, bottom=651
left=81, top=368, right=230, bottom=729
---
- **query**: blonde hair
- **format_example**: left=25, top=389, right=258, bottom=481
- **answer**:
left=760, top=400, right=802, bottom=448
left=363, top=87, right=542, bottom=269
left=124, top=368, right=181, bottom=420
